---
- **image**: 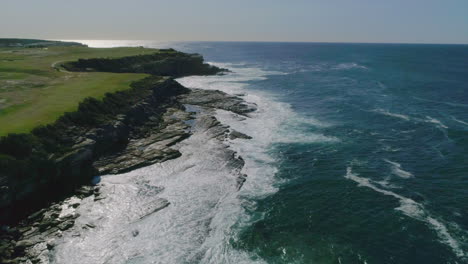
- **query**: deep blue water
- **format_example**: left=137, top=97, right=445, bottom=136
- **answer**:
left=84, top=41, right=468, bottom=263
left=180, top=42, right=468, bottom=264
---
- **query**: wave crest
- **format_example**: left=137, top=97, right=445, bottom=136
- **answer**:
left=345, top=167, right=465, bottom=259
left=333, top=62, right=369, bottom=70
left=383, top=159, right=413, bottom=178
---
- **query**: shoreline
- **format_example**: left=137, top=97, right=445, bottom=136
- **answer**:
left=1, top=85, right=256, bottom=263
left=0, top=42, right=234, bottom=263
left=0, top=45, right=226, bottom=225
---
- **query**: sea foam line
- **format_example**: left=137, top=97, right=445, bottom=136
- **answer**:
left=383, top=159, right=413, bottom=179
left=372, top=108, right=411, bottom=121
left=372, top=109, right=451, bottom=131
left=413, top=96, right=468, bottom=108
left=425, top=116, right=448, bottom=129
left=451, top=116, right=468, bottom=127
left=332, top=62, right=369, bottom=70
left=345, top=167, right=465, bottom=259
left=178, top=63, right=335, bottom=263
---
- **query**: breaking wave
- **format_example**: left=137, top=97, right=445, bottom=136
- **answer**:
left=51, top=61, right=332, bottom=263
left=345, top=167, right=465, bottom=259
left=332, top=62, right=369, bottom=70
left=373, top=108, right=411, bottom=121
left=383, top=159, right=413, bottom=179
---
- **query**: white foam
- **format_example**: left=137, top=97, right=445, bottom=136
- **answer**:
left=332, top=62, right=368, bottom=70
left=345, top=167, right=465, bottom=259
left=383, top=159, right=413, bottom=179
left=52, top=122, right=270, bottom=264
left=57, top=196, right=81, bottom=219
left=50, top=57, right=335, bottom=263
left=373, top=109, right=452, bottom=130
left=176, top=64, right=336, bottom=262
left=451, top=116, right=468, bottom=127
left=377, top=82, right=387, bottom=89
left=373, top=109, right=411, bottom=121
left=178, top=64, right=334, bottom=146
left=375, top=178, right=401, bottom=189
left=413, top=96, right=468, bottom=108
left=425, top=116, right=448, bottom=129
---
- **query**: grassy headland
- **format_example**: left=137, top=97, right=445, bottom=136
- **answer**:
left=0, top=45, right=162, bottom=135
left=0, top=39, right=223, bottom=225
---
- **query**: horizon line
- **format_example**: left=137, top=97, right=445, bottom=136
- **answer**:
left=1, top=37, right=467, bottom=46
left=61, top=39, right=468, bottom=46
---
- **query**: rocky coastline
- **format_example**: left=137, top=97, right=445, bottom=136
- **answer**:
left=0, top=52, right=255, bottom=262
left=0, top=49, right=226, bottom=224
left=1, top=86, right=255, bottom=263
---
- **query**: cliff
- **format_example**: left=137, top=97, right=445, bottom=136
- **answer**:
left=0, top=51, right=224, bottom=225
left=62, top=50, right=224, bottom=77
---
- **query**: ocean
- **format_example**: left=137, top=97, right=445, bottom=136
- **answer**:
left=56, top=41, right=468, bottom=264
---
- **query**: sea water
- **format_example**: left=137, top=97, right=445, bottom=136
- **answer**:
left=58, top=41, right=468, bottom=264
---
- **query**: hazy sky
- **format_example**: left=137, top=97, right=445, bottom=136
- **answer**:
left=2, top=0, right=467, bottom=44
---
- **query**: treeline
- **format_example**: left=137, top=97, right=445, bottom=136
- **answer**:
left=0, top=38, right=85, bottom=48
left=63, top=50, right=224, bottom=77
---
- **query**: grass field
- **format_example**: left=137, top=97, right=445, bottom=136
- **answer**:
left=0, top=46, right=159, bottom=136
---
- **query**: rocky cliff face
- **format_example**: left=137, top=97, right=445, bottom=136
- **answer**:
left=0, top=50, right=225, bottom=225
left=0, top=50, right=237, bottom=263
left=0, top=83, right=257, bottom=264
left=0, top=77, right=190, bottom=224
left=62, top=50, right=225, bottom=77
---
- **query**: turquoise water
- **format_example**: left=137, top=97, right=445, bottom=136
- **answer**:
left=78, top=41, right=468, bottom=263
left=185, top=43, right=468, bottom=263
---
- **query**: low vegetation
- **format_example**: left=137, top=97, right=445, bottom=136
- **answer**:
left=0, top=45, right=161, bottom=135
left=0, top=39, right=223, bottom=225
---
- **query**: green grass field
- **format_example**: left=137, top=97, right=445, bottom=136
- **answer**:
left=0, top=46, right=159, bottom=136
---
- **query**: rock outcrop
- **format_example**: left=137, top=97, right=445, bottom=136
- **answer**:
left=0, top=49, right=255, bottom=263
left=0, top=77, right=191, bottom=225
left=62, top=51, right=225, bottom=77
left=0, top=86, right=255, bottom=264
left=0, top=50, right=225, bottom=225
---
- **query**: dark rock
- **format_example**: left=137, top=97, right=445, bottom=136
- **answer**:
left=138, top=199, right=170, bottom=220
left=229, top=130, right=252, bottom=140
left=46, top=240, right=55, bottom=250
left=0, top=240, right=14, bottom=258
left=26, top=210, right=45, bottom=222
left=57, top=220, right=74, bottom=231
left=38, top=219, right=57, bottom=231
left=76, top=186, right=94, bottom=197
left=93, top=107, right=190, bottom=175
left=62, top=51, right=225, bottom=77
left=15, top=239, right=38, bottom=250
left=84, top=223, right=95, bottom=229
left=22, top=227, right=38, bottom=238
left=236, top=174, right=248, bottom=190
left=94, top=196, right=105, bottom=202
left=179, top=89, right=257, bottom=115
left=41, top=226, right=59, bottom=237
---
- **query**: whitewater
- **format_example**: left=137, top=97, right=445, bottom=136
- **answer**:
left=49, top=61, right=329, bottom=263
left=50, top=41, right=468, bottom=264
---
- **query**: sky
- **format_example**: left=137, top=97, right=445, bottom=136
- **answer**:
left=1, top=0, right=467, bottom=44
